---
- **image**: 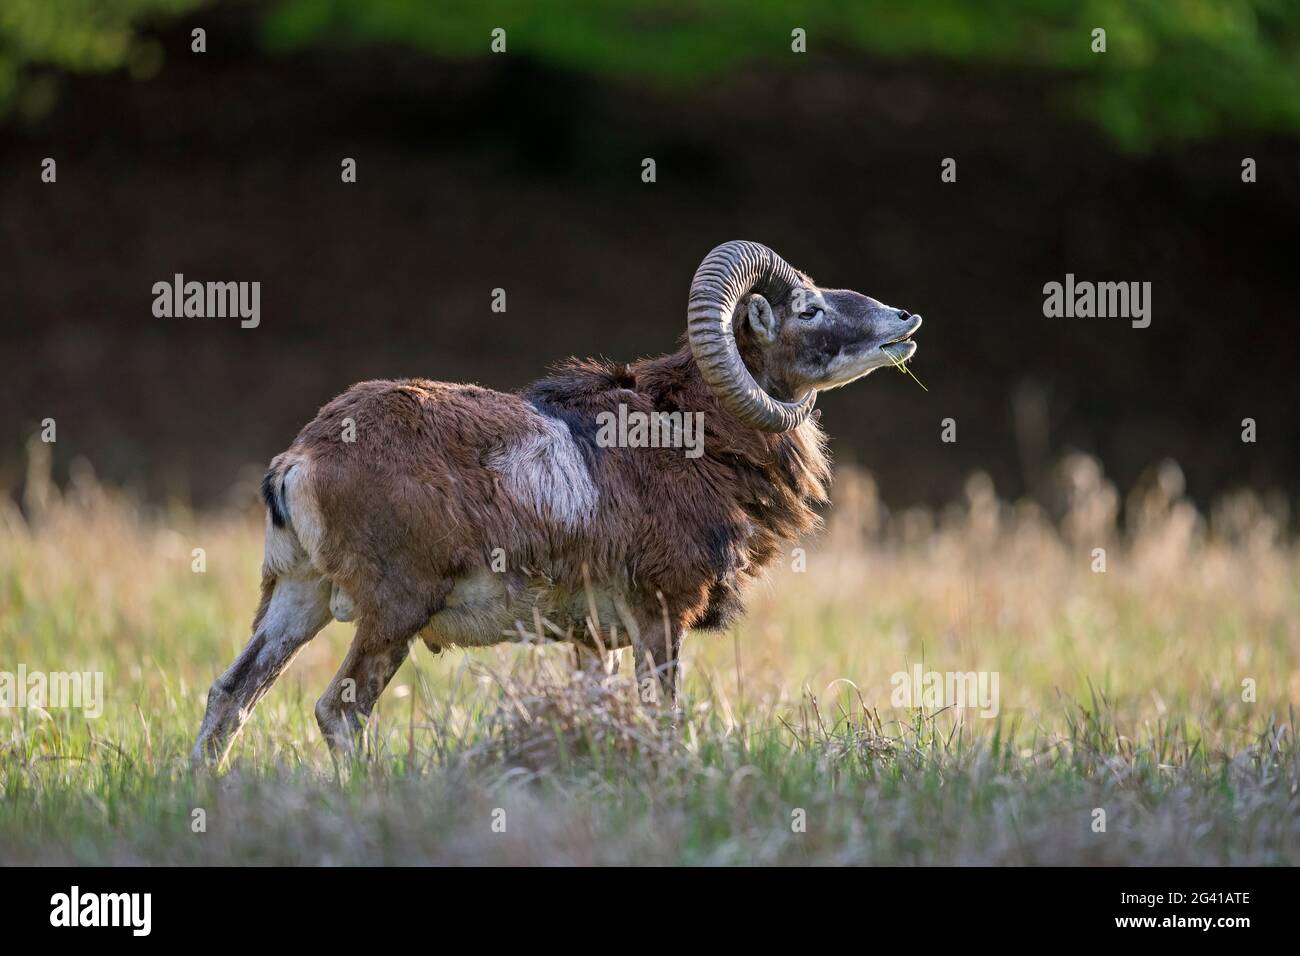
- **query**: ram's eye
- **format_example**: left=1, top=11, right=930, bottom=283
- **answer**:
left=800, top=308, right=823, bottom=321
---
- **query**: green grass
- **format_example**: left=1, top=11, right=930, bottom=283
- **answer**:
left=1, top=456, right=1297, bottom=864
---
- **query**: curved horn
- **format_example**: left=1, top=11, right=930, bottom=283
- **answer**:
left=687, top=240, right=816, bottom=432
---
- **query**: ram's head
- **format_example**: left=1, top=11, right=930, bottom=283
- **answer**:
left=688, top=240, right=922, bottom=431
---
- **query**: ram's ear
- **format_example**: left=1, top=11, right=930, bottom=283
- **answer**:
left=746, top=294, right=778, bottom=344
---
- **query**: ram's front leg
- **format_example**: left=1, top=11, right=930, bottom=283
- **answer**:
left=571, top=643, right=618, bottom=676
left=615, top=596, right=685, bottom=709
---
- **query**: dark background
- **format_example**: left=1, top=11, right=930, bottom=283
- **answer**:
left=1, top=2, right=1297, bottom=515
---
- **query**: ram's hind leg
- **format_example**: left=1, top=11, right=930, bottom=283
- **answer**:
left=314, top=602, right=432, bottom=758
left=192, top=570, right=332, bottom=767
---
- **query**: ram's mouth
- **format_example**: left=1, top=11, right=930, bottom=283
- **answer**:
left=881, top=339, right=917, bottom=363
left=818, top=315, right=924, bottom=390
left=879, top=315, right=922, bottom=363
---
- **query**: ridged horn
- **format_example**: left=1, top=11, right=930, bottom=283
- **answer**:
left=687, top=240, right=815, bottom=432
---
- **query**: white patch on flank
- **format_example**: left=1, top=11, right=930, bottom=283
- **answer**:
left=488, top=411, right=598, bottom=528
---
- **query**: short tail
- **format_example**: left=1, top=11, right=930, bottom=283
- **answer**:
left=261, top=461, right=290, bottom=529
left=259, top=454, right=319, bottom=578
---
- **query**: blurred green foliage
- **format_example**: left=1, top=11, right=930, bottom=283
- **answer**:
left=3, top=0, right=1299, bottom=148
left=260, top=0, right=1300, bottom=149
left=0, top=0, right=203, bottom=119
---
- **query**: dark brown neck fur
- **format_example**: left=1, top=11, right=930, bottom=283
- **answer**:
left=525, top=345, right=832, bottom=628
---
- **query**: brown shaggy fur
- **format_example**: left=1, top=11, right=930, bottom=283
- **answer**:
left=192, top=342, right=830, bottom=764
left=193, top=255, right=922, bottom=765
left=274, top=343, right=830, bottom=642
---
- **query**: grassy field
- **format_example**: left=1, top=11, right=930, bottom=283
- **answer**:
left=1, top=448, right=1297, bottom=865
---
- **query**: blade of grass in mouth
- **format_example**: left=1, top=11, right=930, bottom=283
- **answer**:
left=886, top=347, right=928, bottom=392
